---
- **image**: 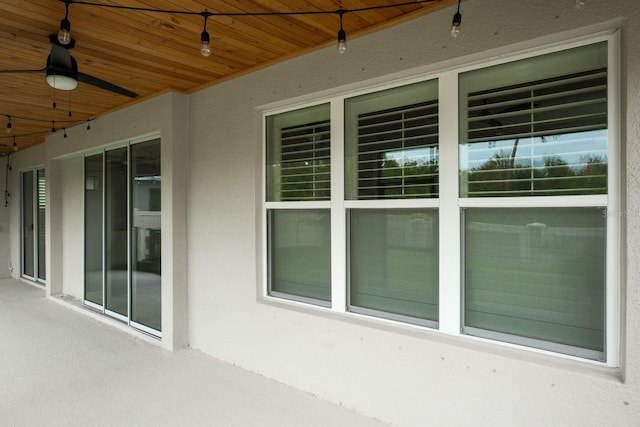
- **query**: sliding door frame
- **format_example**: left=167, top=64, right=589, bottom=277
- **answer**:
left=21, top=167, right=46, bottom=285
left=83, top=135, right=162, bottom=338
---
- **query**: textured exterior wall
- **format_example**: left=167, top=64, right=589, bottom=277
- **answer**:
left=187, top=1, right=640, bottom=425
left=0, top=157, right=10, bottom=278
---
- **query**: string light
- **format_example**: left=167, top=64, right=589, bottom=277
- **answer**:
left=200, top=11, right=212, bottom=57
left=337, top=10, right=347, bottom=54
left=451, top=0, right=462, bottom=38
left=0, top=113, right=89, bottom=153
left=13, top=136, right=17, bottom=152
left=64, top=0, right=454, bottom=44
left=63, top=128, right=68, bottom=140
left=58, top=0, right=72, bottom=45
left=0, top=113, right=80, bottom=126
left=0, top=0, right=592, bottom=154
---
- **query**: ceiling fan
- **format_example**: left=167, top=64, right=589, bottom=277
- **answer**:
left=0, top=34, right=138, bottom=98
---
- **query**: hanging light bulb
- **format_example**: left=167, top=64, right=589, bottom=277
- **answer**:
left=63, top=128, right=68, bottom=140
left=6, top=116, right=11, bottom=134
left=13, top=136, right=17, bottom=152
left=86, top=120, right=92, bottom=134
left=451, top=0, right=462, bottom=38
left=57, top=0, right=72, bottom=45
left=200, top=11, right=212, bottom=57
left=200, top=31, right=211, bottom=57
left=51, top=121, right=56, bottom=133
left=337, top=11, right=347, bottom=54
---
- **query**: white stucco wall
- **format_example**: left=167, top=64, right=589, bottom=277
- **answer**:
left=61, top=156, right=84, bottom=298
left=186, top=1, right=640, bottom=425
left=4, top=0, right=639, bottom=425
left=0, top=156, right=10, bottom=278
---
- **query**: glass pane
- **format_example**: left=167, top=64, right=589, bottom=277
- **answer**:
left=37, top=169, right=46, bottom=281
left=350, top=209, right=438, bottom=324
left=131, top=139, right=161, bottom=332
left=105, top=147, right=128, bottom=317
left=266, top=104, right=330, bottom=201
left=459, top=42, right=608, bottom=197
left=22, top=170, right=34, bottom=278
left=464, top=208, right=606, bottom=358
left=269, top=209, right=331, bottom=302
left=345, top=79, right=439, bottom=200
left=84, top=154, right=104, bottom=306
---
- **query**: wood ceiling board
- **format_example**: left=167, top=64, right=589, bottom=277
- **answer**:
left=0, top=0, right=457, bottom=155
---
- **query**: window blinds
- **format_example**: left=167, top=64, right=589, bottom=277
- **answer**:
left=345, top=79, right=439, bottom=200
left=37, top=171, right=46, bottom=208
left=266, top=103, right=330, bottom=202
left=279, top=119, right=331, bottom=201
left=459, top=42, right=608, bottom=197
left=356, top=99, right=439, bottom=199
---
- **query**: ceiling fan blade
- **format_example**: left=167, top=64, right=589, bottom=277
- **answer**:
left=77, top=72, right=138, bottom=98
left=0, top=68, right=46, bottom=74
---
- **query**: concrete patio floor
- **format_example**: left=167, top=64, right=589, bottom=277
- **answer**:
left=0, top=278, right=389, bottom=427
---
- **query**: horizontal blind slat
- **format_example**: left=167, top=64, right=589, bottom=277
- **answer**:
left=357, top=99, right=439, bottom=199
left=279, top=118, right=331, bottom=201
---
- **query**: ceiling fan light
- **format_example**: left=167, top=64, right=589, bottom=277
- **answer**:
left=46, top=73, right=78, bottom=90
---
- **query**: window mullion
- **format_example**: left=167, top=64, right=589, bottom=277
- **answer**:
left=438, top=71, right=462, bottom=335
left=331, top=98, right=347, bottom=312
left=605, top=31, right=621, bottom=367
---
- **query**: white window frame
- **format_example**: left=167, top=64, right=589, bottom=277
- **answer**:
left=260, top=31, right=620, bottom=367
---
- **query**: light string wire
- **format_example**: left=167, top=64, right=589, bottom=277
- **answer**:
left=2, top=0, right=449, bottom=150
left=0, top=114, right=91, bottom=142
left=66, top=0, right=441, bottom=18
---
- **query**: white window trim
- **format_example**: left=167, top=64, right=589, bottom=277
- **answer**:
left=260, top=31, right=621, bottom=367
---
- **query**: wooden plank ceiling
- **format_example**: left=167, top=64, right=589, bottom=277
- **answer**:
left=0, top=0, right=456, bottom=155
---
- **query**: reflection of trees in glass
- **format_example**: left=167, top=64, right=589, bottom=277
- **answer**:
left=281, top=159, right=330, bottom=201
left=466, top=140, right=607, bottom=197
left=379, top=155, right=439, bottom=198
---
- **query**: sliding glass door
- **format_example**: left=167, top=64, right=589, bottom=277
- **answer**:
left=105, top=147, right=129, bottom=319
left=22, top=168, right=46, bottom=283
left=84, top=154, right=104, bottom=306
left=84, top=138, right=161, bottom=336
left=130, top=140, right=162, bottom=331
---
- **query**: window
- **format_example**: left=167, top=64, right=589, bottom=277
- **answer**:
left=263, top=36, right=617, bottom=363
left=269, top=209, right=331, bottom=303
left=349, top=209, right=439, bottom=326
left=344, top=80, right=440, bottom=326
left=345, top=80, right=439, bottom=200
left=266, top=103, right=330, bottom=202
left=463, top=208, right=606, bottom=360
left=459, top=42, right=609, bottom=361
left=266, top=104, right=332, bottom=305
left=459, top=42, right=607, bottom=197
